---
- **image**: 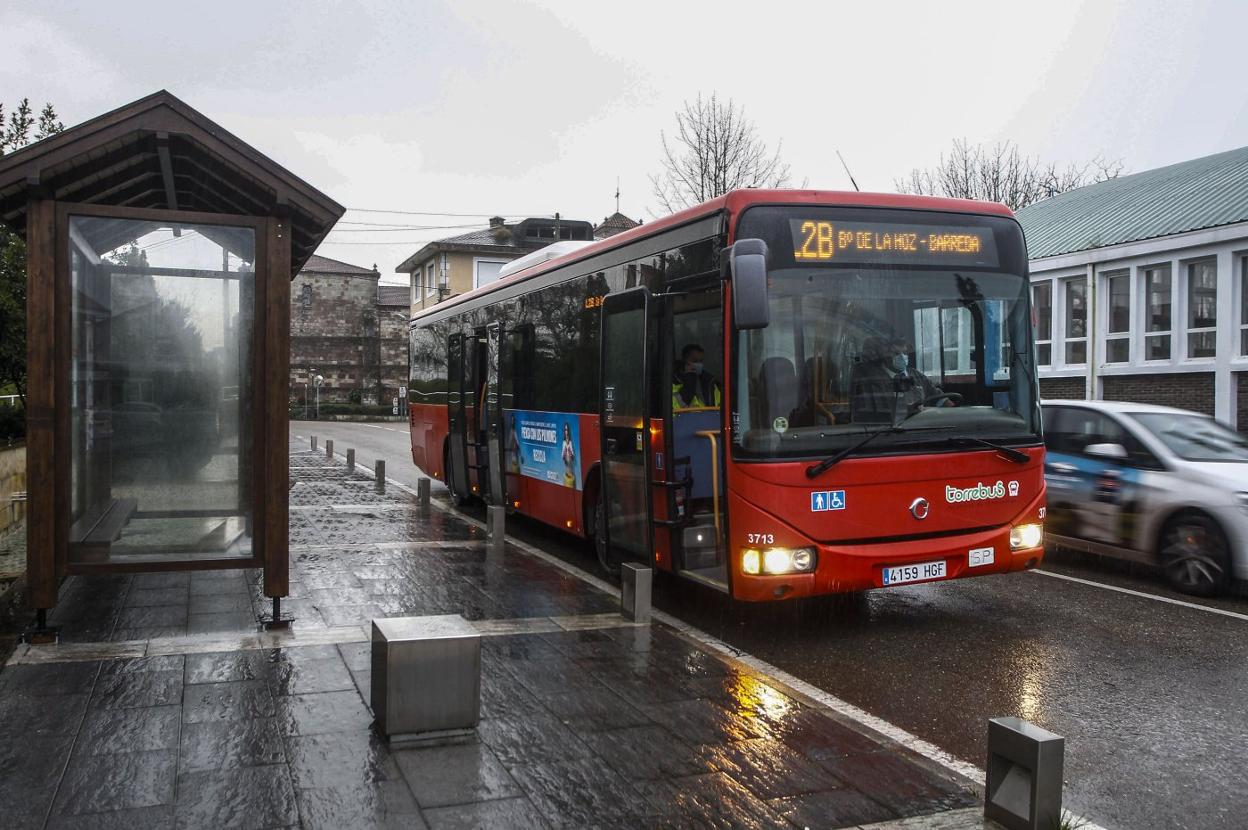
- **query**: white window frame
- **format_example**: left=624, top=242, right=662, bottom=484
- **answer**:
left=1184, top=257, right=1217, bottom=360
left=1101, top=269, right=1131, bottom=365
left=1140, top=262, right=1173, bottom=362
left=472, top=257, right=509, bottom=290
left=1062, top=275, right=1088, bottom=366
left=1239, top=255, right=1248, bottom=357
left=425, top=263, right=437, bottom=299
left=1032, top=279, right=1053, bottom=367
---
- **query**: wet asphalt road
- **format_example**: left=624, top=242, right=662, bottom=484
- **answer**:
left=296, top=421, right=1248, bottom=830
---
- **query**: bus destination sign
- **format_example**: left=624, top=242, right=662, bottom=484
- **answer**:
left=789, top=219, right=998, bottom=267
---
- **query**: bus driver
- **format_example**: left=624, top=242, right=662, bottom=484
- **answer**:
left=672, top=344, right=722, bottom=412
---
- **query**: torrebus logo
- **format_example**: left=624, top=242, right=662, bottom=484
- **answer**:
left=945, top=481, right=1007, bottom=503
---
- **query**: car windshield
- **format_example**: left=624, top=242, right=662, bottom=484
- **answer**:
left=732, top=265, right=1040, bottom=459
left=1129, top=412, right=1248, bottom=462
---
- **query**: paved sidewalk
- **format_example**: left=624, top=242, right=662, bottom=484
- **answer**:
left=0, top=444, right=989, bottom=829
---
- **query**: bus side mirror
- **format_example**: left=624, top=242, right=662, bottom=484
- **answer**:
left=729, top=238, right=769, bottom=330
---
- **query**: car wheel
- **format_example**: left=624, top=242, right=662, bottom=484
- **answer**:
left=593, top=496, right=619, bottom=577
left=1159, top=512, right=1230, bottom=597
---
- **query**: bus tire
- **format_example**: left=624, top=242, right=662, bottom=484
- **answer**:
left=593, top=496, right=619, bottom=577
left=1159, top=511, right=1229, bottom=597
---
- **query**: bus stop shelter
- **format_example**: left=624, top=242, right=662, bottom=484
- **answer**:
left=0, top=91, right=343, bottom=634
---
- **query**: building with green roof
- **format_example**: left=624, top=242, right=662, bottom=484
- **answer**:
left=1017, top=145, right=1248, bottom=429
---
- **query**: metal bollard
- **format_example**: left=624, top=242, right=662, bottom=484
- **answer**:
left=620, top=563, right=652, bottom=623
left=325, top=439, right=333, bottom=459
left=375, top=460, right=386, bottom=493
left=346, top=448, right=355, bottom=469
left=371, top=615, right=480, bottom=743
left=486, top=505, right=505, bottom=550
left=985, top=717, right=1064, bottom=830
left=417, top=477, right=431, bottom=505
left=311, top=435, right=318, bottom=451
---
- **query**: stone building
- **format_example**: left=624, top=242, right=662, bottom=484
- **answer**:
left=290, top=254, right=409, bottom=408
left=398, top=215, right=593, bottom=315
left=1017, top=145, right=1248, bottom=429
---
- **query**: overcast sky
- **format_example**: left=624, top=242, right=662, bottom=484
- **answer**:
left=4, top=0, right=1246, bottom=282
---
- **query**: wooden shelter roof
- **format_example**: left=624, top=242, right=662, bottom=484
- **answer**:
left=0, top=90, right=343, bottom=276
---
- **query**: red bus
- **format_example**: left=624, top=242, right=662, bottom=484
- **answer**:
left=407, top=190, right=1045, bottom=601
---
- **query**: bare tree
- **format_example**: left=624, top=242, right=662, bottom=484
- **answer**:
left=896, top=139, right=1123, bottom=211
left=651, top=94, right=794, bottom=213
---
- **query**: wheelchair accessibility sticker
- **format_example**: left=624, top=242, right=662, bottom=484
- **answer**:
left=810, top=490, right=846, bottom=512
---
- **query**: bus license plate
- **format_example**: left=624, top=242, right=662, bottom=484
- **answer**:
left=882, top=560, right=947, bottom=586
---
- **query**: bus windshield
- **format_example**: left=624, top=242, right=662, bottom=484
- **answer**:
left=732, top=263, right=1039, bottom=459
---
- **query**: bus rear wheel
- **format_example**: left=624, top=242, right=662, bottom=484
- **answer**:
left=1159, top=512, right=1229, bottom=597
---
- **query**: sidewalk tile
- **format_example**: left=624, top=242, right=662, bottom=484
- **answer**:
left=637, top=770, right=786, bottom=829
left=51, top=748, right=177, bottom=816
left=295, top=780, right=426, bottom=830
left=476, top=713, right=594, bottom=768
left=179, top=717, right=287, bottom=771
left=183, top=680, right=277, bottom=723
left=274, top=689, right=373, bottom=736
left=581, top=724, right=713, bottom=781
left=46, top=804, right=176, bottom=830
left=768, top=787, right=899, bottom=828
left=185, top=651, right=269, bottom=685
left=641, top=697, right=772, bottom=745
left=507, top=754, right=649, bottom=829
left=285, top=730, right=400, bottom=790
left=174, top=764, right=297, bottom=829
left=393, top=740, right=521, bottom=808
left=77, top=705, right=181, bottom=755
left=423, top=796, right=551, bottom=830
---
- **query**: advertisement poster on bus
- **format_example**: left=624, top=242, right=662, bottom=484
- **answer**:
left=505, top=409, right=582, bottom=491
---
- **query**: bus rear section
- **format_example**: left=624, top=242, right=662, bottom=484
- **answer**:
left=717, top=200, right=1046, bottom=600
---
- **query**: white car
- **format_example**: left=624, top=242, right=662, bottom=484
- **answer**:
left=1041, top=399, right=1248, bottom=596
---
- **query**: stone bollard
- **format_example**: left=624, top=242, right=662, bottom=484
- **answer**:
left=985, top=717, right=1064, bottom=830
left=621, top=563, right=652, bottom=623
left=417, top=478, right=431, bottom=506
left=311, top=435, right=318, bottom=451
left=346, top=448, right=355, bottom=469
left=486, top=505, right=505, bottom=551
left=325, top=439, right=333, bottom=459
left=375, top=460, right=386, bottom=493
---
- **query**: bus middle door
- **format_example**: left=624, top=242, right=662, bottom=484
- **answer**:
left=446, top=331, right=470, bottom=502
left=599, top=288, right=653, bottom=568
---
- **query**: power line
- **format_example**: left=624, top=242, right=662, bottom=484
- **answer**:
left=326, top=223, right=486, bottom=233
left=344, top=207, right=554, bottom=218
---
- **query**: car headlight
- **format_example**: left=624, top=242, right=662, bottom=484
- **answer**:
left=742, top=547, right=816, bottom=575
left=1010, top=523, right=1043, bottom=550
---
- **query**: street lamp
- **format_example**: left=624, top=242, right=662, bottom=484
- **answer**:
left=314, top=374, right=324, bottom=420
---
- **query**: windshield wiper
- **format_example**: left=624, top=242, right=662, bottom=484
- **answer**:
left=805, top=427, right=901, bottom=479
left=805, top=408, right=941, bottom=479
left=947, top=436, right=1030, bottom=464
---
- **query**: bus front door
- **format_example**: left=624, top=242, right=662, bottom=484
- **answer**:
left=446, top=331, right=470, bottom=502
left=663, top=285, right=727, bottom=592
left=599, top=289, right=652, bottom=567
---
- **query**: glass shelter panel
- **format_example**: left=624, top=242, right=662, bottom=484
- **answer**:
left=68, top=216, right=256, bottom=564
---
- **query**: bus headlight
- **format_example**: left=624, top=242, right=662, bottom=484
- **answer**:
left=1010, top=523, right=1043, bottom=550
left=743, top=547, right=816, bottom=575
left=742, top=549, right=761, bottom=574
